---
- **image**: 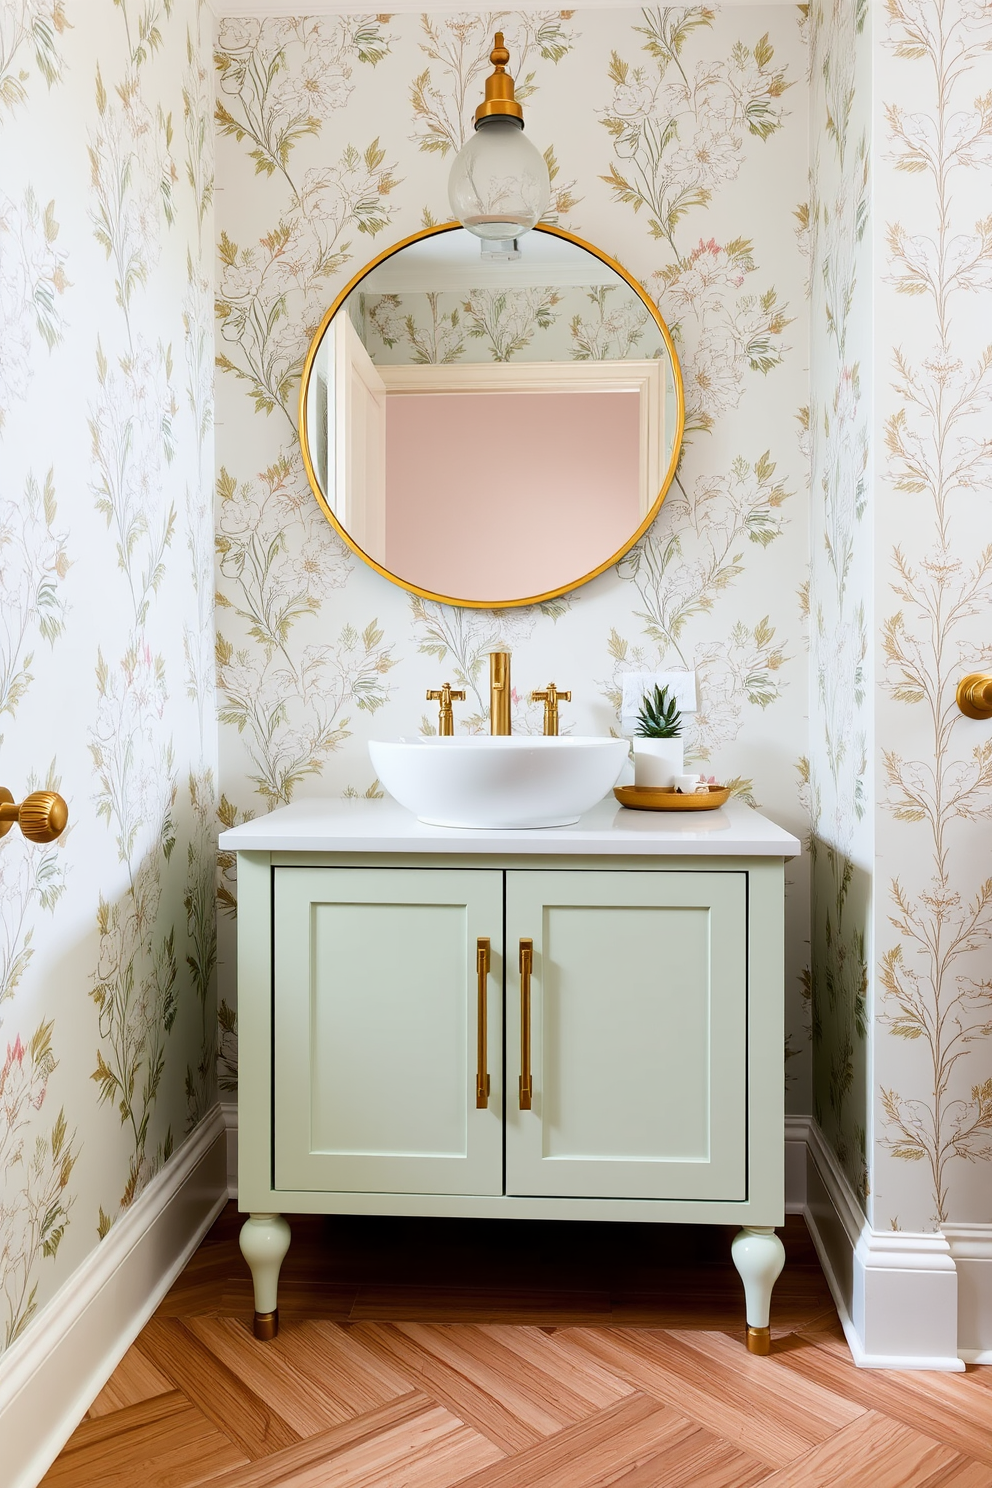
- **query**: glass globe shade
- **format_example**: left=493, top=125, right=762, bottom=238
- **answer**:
left=448, top=117, right=551, bottom=240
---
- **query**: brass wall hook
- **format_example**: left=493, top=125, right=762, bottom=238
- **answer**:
left=957, top=673, right=992, bottom=719
left=0, top=789, right=69, bottom=844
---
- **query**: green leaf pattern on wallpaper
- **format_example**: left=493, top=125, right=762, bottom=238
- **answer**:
left=0, top=472, right=76, bottom=1349
left=1, top=0, right=77, bottom=1364
left=877, top=0, right=992, bottom=1225
left=2, top=0, right=216, bottom=1347
left=0, top=186, right=69, bottom=427
left=358, top=281, right=652, bottom=365
left=594, top=9, right=797, bottom=774
left=214, top=8, right=810, bottom=1101
left=0, top=2, right=70, bottom=114
left=804, top=0, right=871, bottom=1205
left=216, top=17, right=401, bottom=426
left=86, top=0, right=215, bottom=1220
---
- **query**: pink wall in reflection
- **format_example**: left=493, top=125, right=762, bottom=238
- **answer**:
left=384, top=390, right=640, bottom=601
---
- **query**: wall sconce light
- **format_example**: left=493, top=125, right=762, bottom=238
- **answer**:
left=448, top=33, right=550, bottom=242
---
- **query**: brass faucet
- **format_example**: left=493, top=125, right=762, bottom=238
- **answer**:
left=426, top=682, right=465, bottom=735
left=531, top=682, right=571, bottom=736
left=489, top=652, right=512, bottom=735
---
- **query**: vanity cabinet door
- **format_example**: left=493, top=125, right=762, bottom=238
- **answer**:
left=504, top=870, right=746, bottom=1201
left=273, top=867, right=503, bottom=1196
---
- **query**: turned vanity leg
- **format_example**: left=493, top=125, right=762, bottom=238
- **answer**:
left=731, top=1226, right=786, bottom=1355
left=239, top=1213, right=291, bottom=1340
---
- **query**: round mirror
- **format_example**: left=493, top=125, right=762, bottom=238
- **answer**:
left=299, top=224, right=684, bottom=609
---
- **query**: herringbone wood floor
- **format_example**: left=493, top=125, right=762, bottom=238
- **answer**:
left=44, top=1205, right=992, bottom=1487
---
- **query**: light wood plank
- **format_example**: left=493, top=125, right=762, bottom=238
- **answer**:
left=439, top=1391, right=763, bottom=1488
left=135, top=1318, right=299, bottom=1460
left=267, top=1320, right=415, bottom=1419
left=779, top=1331, right=992, bottom=1467
left=185, top=1317, right=371, bottom=1436
left=85, top=1342, right=172, bottom=1418
left=755, top=1410, right=985, bottom=1488
left=351, top=1321, right=549, bottom=1453
left=395, top=1322, right=610, bottom=1428
left=476, top=1324, right=635, bottom=1408
left=562, top=1326, right=864, bottom=1467
left=193, top=1393, right=502, bottom=1488
left=41, top=1390, right=248, bottom=1488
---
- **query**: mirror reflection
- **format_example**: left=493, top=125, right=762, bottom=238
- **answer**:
left=301, top=225, right=683, bottom=607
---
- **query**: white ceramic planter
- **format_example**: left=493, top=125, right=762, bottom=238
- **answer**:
left=633, top=737, right=684, bottom=787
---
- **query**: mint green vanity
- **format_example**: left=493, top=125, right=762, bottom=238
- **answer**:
left=221, top=797, right=800, bottom=1352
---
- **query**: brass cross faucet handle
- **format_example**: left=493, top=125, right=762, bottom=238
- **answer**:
left=0, top=788, right=69, bottom=843
left=426, top=682, right=466, bottom=736
left=531, top=682, right=572, bottom=737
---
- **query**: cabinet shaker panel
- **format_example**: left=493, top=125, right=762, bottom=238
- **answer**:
left=504, top=870, right=746, bottom=1201
left=274, top=867, right=503, bottom=1196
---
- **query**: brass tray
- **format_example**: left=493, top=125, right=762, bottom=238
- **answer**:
left=613, top=784, right=731, bottom=812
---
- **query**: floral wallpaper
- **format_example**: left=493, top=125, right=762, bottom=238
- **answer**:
left=214, top=8, right=811, bottom=1104
left=874, top=0, right=992, bottom=1232
left=0, top=0, right=215, bottom=1354
left=0, top=0, right=986, bottom=1382
left=806, top=0, right=992, bottom=1235
left=356, top=281, right=665, bottom=363
left=805, top=0, right=872, bottom=1208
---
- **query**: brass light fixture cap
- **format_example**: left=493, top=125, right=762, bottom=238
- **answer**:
left=746, top=1325, right=771, bottom=1356
left=474, top=33, right=524, bottom=125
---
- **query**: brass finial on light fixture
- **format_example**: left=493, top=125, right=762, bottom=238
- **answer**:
left=474, top=33, right=524, bottom=125
left=447, top=32, right=550, bottom=240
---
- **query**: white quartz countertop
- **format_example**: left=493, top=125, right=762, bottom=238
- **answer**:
left=219, top=796, right=801, bottom=857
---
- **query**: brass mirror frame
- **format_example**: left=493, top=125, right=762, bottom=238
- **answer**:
left=298, top=222, right=685, bottom=610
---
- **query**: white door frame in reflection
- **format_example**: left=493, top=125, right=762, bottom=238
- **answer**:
left=298, top=222, right=685, bottom=610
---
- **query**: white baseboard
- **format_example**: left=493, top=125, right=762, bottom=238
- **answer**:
left=943, top=1224, right=992, bottom=1362
left=0, top=1104, right=228, bottom=1488
left=221, top=1099, right=238, bottom=1199
left=804, top=1120, right=964, bottom=1371
left=784, top=1114, right=809, bottom=1213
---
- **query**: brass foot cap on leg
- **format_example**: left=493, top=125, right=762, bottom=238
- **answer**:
left=746, top=1325, right=771, bottom=1356
left=253, top=1309, right=278, bottom=1341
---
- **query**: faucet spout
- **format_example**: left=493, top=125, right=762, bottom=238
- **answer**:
left=489, top=651, right=512, bottom=735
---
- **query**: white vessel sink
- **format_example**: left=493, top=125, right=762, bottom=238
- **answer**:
left=368, top=736, right=630, bottom=829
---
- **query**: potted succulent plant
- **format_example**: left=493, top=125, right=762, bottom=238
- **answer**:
left=633, top=684, right=684, bottom=787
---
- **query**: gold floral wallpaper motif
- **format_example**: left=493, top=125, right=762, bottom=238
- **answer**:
left=357, top=282, right=660, bottom=365
left=875, top=0, right=992, bottom=1230
left=0, top=0, right=215, bottom=1353
left=804, top=0, right=872, bottom=1209
left=213, top=8, right=811, bottom=1105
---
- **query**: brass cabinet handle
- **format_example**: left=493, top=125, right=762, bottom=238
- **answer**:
left=476, top=937, right=491, bottom=1108
left=519, top=938, right=533, bottom=1110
